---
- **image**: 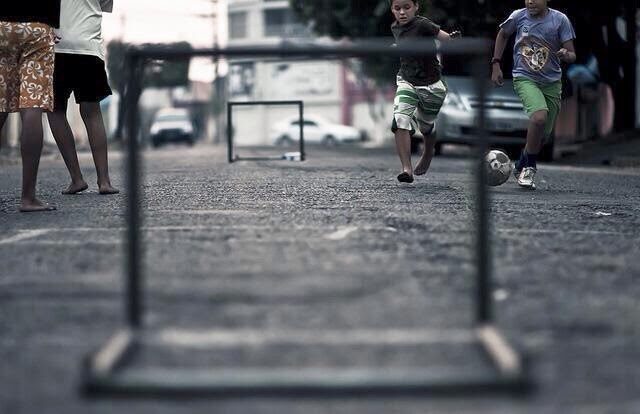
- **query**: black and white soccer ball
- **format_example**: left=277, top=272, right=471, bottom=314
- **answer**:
left=485, top=150, right=513, bottom=186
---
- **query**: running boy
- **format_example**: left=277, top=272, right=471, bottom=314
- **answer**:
left=1, top=2, right=60, bottom=211
left=47, top=0, right=119, bottom=195
left=390, top=0, right=459, bottom=183
left=491, top=0, right=576, bottom=189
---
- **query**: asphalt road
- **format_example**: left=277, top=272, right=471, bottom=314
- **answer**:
left=1, top=144, right=639, bottom=413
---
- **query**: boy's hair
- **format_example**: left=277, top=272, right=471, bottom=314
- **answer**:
left=389, top=0, right=419, bottom=5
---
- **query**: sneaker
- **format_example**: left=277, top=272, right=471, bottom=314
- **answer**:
left=517, top=167, right=536, bottom=189
left=512, top=163, right=521, bottom=181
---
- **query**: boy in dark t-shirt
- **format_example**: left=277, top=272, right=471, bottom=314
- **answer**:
left=390, top=0, right=459, bottom=183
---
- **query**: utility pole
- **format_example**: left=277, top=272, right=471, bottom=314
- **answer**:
left=623, top=0, right=637, bottom=128
left=211, top=0, right=227, bottom=144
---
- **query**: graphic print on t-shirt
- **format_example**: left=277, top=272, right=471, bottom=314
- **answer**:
left=518, top=35, right=550, bottom=72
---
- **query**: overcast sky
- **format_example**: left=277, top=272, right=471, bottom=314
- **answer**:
left=102, top=0, right=228, bottom=81
left=103, top=0, right=227, bottom=47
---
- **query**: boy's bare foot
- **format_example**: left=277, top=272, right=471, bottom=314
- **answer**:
left=62, top=181, right=89, bottom=195
left=98, top=183, right=120, bottom=195
left=20, top=199, right=57, bottom=212
left=397, top=171, right=414, bottom=183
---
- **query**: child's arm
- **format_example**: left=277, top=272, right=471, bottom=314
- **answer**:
left=491, top=28, right=509, bottom=87
left=556, top=40, right=576, bottom=64
left=436, top=30, right=461, bottom=42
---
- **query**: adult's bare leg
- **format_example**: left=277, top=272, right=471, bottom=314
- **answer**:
left=19, top=108, right=55, bottom=212
left=0, top=112, right=8, bottom=151
left=80, top=102, right=118, bottom=194
left=47, top=109, right=88, bottom=194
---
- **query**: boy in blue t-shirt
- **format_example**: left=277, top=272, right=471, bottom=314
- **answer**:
left=491, top=0, right=576, bottom=189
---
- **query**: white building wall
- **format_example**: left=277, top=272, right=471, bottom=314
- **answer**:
left=227, top=0, right=343, bottom=145
left=352, top=100, right=394, bottom=145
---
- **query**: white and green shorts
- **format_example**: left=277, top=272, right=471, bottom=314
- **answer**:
left=392, top=75, right=447, bottom=134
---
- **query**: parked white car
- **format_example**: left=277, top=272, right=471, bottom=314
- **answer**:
left=269, top=115, right=361, bottom=147
left=149, top=108, right=195, bottom=148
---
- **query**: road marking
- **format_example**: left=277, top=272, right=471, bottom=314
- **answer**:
left=155, top=328, right=474, bottom=348
left=2, top=225, right=634, bottom=246
left=543, top=164, right=640, bottom=176
left=476, top=325, right=521, bottom=375
left=498, top=228, right=635, bottom=236
left=0, top=229, right=50, bottom=245
left=593, top=211, right=613, bottom=217
left=324, top=226, right=359, bottom=240
left=154, top=210, right=261, bottom=216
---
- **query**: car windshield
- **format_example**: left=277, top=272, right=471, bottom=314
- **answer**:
left=292, top=119, right=323, bottom=126
left=441, top=38, right=515, bottom=79
left=157, top=115, right=188, bottom=122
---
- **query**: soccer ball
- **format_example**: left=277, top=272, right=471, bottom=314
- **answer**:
left=485, top=150, right=513, bottom=186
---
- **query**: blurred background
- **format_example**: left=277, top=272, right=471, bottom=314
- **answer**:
left=0, top=0, right=637, bottom=160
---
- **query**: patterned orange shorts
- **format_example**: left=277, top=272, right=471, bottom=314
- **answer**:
left=0, top=21, right=55, bottom=112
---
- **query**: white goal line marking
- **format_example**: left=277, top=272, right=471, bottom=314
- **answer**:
left=544, top=164, right=640, bottom=176
left=0, top=229, right=50, bottom=245
left=154, top=328, right=475, bottom=348
left=497, top=228, right=634, bottom=236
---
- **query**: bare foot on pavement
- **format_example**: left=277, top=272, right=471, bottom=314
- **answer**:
left=62, top=181, right=89, bottom=195
left=20, top=199, right=57, bottom=212
left=99, top=183, right=120, bottom=195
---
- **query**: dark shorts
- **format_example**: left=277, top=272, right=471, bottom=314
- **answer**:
left=53, top=53, right=112, bottom=111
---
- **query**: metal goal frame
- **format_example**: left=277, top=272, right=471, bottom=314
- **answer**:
left=227, top=100, right=305, bottom=163
left=81, top=39, right=531, bottom=398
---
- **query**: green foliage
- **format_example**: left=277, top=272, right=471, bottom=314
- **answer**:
left=289, top=0, right=454, bottom=85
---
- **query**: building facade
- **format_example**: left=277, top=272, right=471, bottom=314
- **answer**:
left=226, top=0, right=392, bottom=146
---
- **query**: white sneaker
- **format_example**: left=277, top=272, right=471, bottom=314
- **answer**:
left=517, top=167, right=537, bottom=189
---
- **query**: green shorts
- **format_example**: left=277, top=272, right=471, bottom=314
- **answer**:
left=513, top=78, right=562, bottom=138
left=392, top=75, right=447, bottom=134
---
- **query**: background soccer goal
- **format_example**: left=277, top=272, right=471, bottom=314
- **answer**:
left=227, top=100, right=305, bottom=163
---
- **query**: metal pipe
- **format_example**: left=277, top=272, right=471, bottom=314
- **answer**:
left=125, top=54, right=143, bottom=328
left=472, top=56, right=491, bottom=324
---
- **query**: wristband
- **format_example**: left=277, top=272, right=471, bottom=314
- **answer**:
left=491, top=58, right=502, bottom=65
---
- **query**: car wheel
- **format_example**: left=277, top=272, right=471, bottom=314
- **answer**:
left=434, top=142, right=443, bottom=156
left=410, top=136, right=421, bottom=154
left=276, top=135, right=294, bottom=147
left=322, top=135, right=337, bottom=147
left=540, top=138, right=554, bottom=162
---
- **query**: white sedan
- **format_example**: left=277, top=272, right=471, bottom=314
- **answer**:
left=269, top=115, right=361, bottom=147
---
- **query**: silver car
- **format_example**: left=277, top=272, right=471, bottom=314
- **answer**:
left=435, top=76, right=554, bottom=161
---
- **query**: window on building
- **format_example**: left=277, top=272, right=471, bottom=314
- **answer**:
left=263, top=8, right=309, bottom=37
left=229, top=11, right=248, bottom=39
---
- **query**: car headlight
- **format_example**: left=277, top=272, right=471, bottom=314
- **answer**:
left=444, top=92, right=467, bottom=111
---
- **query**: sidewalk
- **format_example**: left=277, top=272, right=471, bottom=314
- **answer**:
left=557, top=129, right=640, bottom=168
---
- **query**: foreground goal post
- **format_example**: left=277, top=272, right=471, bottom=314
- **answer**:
left=81, top=39, right=531, bottom=397
left=227, top=100, right=305, bottom=163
